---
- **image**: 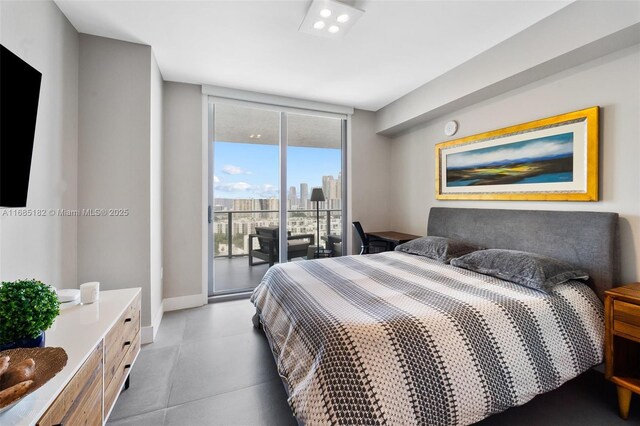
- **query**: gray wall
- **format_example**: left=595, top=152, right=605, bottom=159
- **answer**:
left=388, top=45, right=640, bottom=283
left=350, top=110, right=391, bottom=254
left=78, top=34, right=162, bottom=328
left=162, top=82, right=203, bottom=299
left=0, top=0, right=79, bottom=288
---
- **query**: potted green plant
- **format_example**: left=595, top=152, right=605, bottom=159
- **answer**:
left=0, top=279, right=60, bottom=351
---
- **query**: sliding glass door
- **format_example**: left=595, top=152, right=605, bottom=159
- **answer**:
left=208, top=101, right=347, bottom=296
left=286, top=113, right=344, bottom=261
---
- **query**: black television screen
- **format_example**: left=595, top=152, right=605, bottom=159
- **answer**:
left=0, top=44, right=42, bottom=208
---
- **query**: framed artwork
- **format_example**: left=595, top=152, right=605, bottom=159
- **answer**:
left=435, top=106, right=599, bottom=201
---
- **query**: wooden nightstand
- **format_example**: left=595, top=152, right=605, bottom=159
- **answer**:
left=605, top=283, right=640, bottom=419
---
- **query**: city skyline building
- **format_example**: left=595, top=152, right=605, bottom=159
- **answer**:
left=300, top=183, right=309, bottom=209
left=213, top=172, right=343, bottom=256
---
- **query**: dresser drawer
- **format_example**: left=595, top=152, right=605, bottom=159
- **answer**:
left=62, top=361, right=102, bottom=426
left=104, top=330, right=140, bottom=418
left=105, top=294, right=140, bottom=388
left=38, top=342, right=103, bottom=426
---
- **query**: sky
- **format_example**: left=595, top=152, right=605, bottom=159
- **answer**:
left=447, top=132, right=574, bottom=170
left=213, top=141, right=341, bottom=199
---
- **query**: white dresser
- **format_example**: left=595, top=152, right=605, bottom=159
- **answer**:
left=0, top=288, right=141, bottom=425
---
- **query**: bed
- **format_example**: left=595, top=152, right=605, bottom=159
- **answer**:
left=251, top=207, right=620, bottom=425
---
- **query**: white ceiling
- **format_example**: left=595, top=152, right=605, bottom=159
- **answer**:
left=55, top=0, right=572, bottom=111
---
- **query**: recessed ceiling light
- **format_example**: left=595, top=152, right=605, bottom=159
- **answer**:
left=320, top=9, right=331, bottom=18
left=313, top=21, right=325, bottom=30
left=249, top=134, right=255, bottom=138
left=337, top=14, right=350, bottom=23
left=328, top=25, right=340, bottom=34
left=256, top=134, right=262, bottom=138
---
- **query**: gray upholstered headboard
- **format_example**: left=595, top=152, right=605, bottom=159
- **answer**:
left=427, top=207, right=620, bottom=300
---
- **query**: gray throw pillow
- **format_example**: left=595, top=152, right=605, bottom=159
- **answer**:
left=395, top=236, right=482, bottom=263
left=450, top=249, right=589, bottom=292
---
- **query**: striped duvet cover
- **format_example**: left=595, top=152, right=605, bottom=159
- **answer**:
left=251, top=251, right=604, bottom=425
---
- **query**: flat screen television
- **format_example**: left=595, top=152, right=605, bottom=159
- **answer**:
left=0, top=44, right=42, bottom=208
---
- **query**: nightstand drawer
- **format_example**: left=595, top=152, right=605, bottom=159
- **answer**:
left=614, top=299, right=640, bottom=340
left=614, top=300, right=640, bottom=328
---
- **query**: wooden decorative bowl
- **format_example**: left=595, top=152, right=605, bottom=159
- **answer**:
left=0, top=347, right=68, bottom=413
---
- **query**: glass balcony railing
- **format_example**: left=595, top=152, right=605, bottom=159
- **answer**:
left=213, top=209, right=342, bottom=258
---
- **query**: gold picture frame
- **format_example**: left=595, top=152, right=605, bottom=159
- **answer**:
left=435, top=106, right=599, bottom=201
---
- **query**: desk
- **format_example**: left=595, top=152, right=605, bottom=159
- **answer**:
left=367, top=231, right=422, bottom=249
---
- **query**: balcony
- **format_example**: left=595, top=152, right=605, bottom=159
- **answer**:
left=212, top=209, right=342, bottom=295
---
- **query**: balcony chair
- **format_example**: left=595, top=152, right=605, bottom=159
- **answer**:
left=352, top=221, right=391, bottom=255
left=249, top=226, right=315, bottom=267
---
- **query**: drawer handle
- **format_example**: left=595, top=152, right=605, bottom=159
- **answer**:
left=124, top=364, right=131, bottom=370
left=123, top=341, right=131, bottom=348
left=124, top=318, right=132, bottom=323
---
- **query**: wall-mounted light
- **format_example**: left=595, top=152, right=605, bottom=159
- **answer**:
left=299, top=0, right=365, bottom=40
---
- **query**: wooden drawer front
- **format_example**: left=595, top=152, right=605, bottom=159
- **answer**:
left=105, top=295, right=141, bottom=387
left=614, top=300, right=640, bottom=327
left=62, top=361, right=102, bottom=426
left=104, top=330, right=140, bottom=420
left=38, top=342, right=103, bottom=426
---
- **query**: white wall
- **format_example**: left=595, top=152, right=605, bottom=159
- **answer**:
left=350, top=110, right=391, bottom=254
left=162, top=82, right=204, bottom=301
left=0, top=0, right=78, bottom=289
left=77, top=34, right=160, bottom=329
left=389, top=45, right=640, bottom=284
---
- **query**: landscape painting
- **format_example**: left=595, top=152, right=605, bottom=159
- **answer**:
left=446, top=132, right=574, bottom=187
left=435, top=106, right=599, bottom=201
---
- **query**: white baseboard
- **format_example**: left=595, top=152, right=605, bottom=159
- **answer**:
left=163, top=293, right=207, bottom=312
left=141, top=300, right=165, bottom=344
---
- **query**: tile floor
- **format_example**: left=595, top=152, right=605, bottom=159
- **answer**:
left=108, top=299, right=639, bottom=426
left=107, top=299, right=296, bottom=426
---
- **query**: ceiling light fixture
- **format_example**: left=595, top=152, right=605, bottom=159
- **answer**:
left=299, top=0, right=365, bottom=40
